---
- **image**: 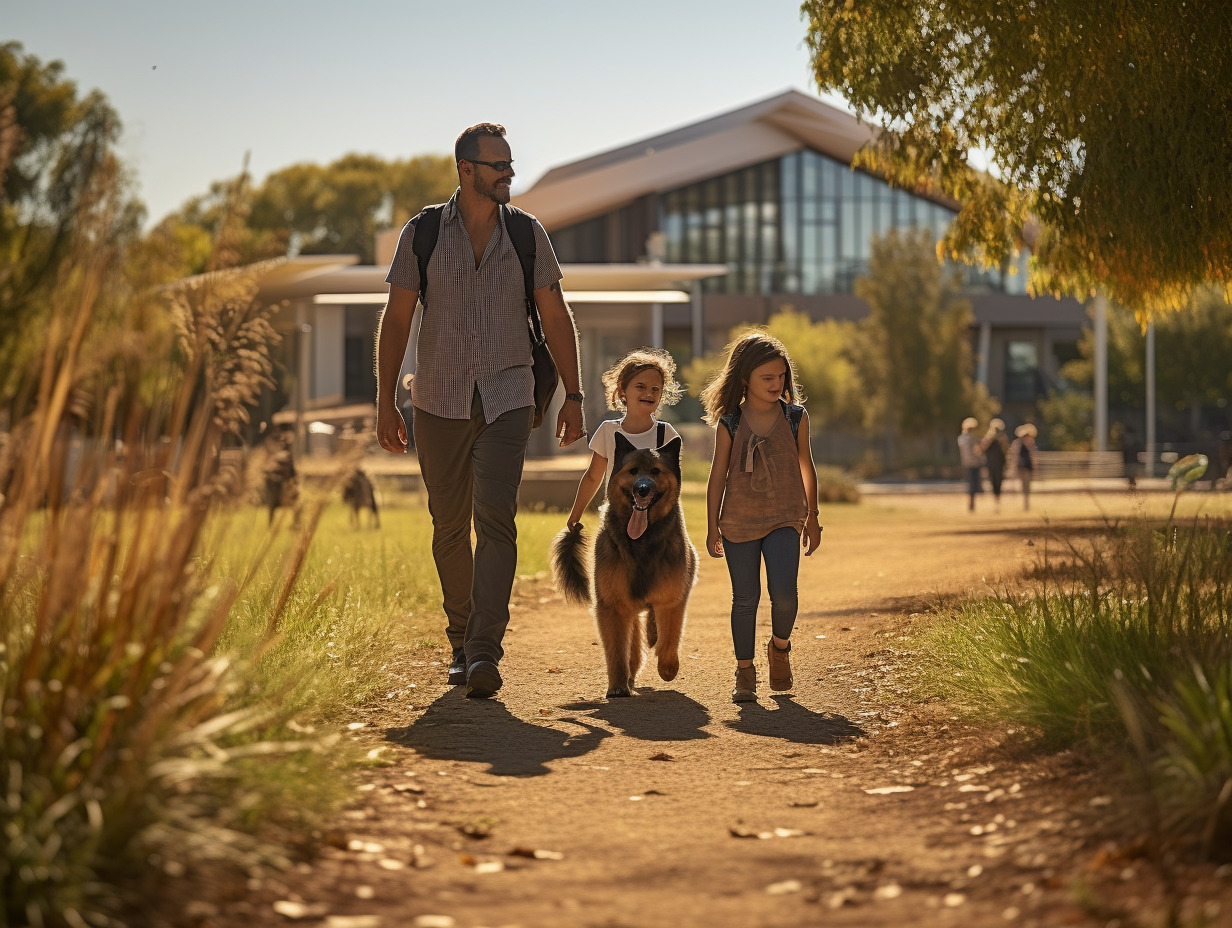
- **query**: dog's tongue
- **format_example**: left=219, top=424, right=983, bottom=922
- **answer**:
left=627, top=505, right=648, bottom=540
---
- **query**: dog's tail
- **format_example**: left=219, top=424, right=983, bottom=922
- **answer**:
left=550, top=523, right=592, bottom=606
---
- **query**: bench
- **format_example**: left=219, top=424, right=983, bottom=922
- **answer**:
left=1031, top=451, right=1124, bottom=480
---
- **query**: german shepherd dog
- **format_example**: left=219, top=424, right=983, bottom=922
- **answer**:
left=552, top=434, right=698, bottom=697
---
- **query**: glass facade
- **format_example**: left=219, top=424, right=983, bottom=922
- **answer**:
left=654, top=149, right=1028, bottom=296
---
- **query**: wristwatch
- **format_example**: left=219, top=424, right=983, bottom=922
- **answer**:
left=565, top=391, right=584, bottom=403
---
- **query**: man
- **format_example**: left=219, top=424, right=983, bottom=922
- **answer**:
left=375, top=123, right=585, bottom=698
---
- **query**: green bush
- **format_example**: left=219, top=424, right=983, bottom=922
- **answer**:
left=915, top=517, right=1232, bottom=853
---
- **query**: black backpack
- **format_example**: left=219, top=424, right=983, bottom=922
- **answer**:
left=409, top=203, right=558, bottom=429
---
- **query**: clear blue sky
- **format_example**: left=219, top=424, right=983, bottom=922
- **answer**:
left=9, top=0, right=847, bottom=225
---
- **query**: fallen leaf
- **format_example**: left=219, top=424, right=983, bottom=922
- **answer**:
left=392, top=783, right=425, bottom=794
left=649, top=752, right=675, bottom=761
left=873, top=883, right=902, bottom=900
left=538, top=708, right=551, bottom=716
left=273, top=900, right=328, bottom=919
left=864, top=786, right=915, bottom=795
left=377, top=858, right=404, bottom=870
left=411, top=917, right=454, bottom=928
left=475, top=860, right=504, bottom=874
left=509, top=846, right=564, bottom=860
left=766, top=879, right=802, bottom=895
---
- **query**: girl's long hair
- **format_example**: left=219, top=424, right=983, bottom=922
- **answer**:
left=699, top=331, right=803, bottom=425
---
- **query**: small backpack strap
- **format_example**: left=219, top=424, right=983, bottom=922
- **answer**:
left=657, top=422, right=666, bottom=446
left=501, top=205, right=545, bottom=346
left=719, top=408, right=741, bottom=439
left=784, top=402, right=805, bottom=440
left=410, top=205, right=444, bottom=306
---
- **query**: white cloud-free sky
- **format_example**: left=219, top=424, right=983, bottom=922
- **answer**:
left=9, top=0, right=850, bottom=225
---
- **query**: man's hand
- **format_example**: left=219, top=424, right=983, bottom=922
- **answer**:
left=557, top=399, right=584, bottom=447
left=377, top=405, right=408, bottom=454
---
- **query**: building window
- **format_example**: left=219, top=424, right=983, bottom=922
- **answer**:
left=1004, top=340, right=1041, bottom=403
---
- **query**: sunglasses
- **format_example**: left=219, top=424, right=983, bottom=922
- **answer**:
left=468, top=158, right=514, bottom=172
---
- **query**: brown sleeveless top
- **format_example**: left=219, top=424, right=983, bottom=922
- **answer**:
left=718, top=402, right=808, bottom=543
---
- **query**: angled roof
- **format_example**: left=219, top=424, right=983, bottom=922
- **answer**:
left=514, top=89, right=880, bottom=230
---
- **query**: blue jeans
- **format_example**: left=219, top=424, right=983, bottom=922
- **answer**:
left=724, top=526, right=801, bottom=661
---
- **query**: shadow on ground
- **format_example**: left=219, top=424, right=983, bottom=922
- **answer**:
left=724, top=695, right=864, bottom=744
left=561, top=688, right=711, bottom=742
left=386, top=689, right=610, bottom=777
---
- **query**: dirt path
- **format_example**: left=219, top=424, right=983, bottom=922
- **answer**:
left=226, top=491, right=1232, bottom=928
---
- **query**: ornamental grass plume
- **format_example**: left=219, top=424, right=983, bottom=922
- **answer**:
left=0, top=166, right=335, bottom=927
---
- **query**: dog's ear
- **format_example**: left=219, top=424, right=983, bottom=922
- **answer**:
left=612, top=432, right=639, bottom=473
left=656, top=436, right=683, bottom=480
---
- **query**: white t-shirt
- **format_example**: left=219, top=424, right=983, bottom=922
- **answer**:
left=589, top=417, right=682, bottom=486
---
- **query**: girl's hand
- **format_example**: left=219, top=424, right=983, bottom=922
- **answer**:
left=706, top=528, right=724, bottom=558
left=567, top=519, right=583, bottom=533
left=803, top=514, right=822, bottom=556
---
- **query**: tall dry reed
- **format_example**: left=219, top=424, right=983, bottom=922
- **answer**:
left=0, top=165, right=341, bottom=927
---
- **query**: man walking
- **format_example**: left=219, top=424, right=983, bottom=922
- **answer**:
left=376, top=123, right=585, bottom=698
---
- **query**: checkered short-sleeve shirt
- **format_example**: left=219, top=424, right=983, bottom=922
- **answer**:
left=385, top=190, right=563, bottom=423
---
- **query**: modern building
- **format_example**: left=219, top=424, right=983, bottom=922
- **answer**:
left=249, top=89, right=1087, bottom=456
left=515, top=89, right=1086, bottom=424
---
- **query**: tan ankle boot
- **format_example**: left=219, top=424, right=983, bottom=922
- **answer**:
left=767, top=638, right=793, bottom=691
left=732, top=664, right=757, bottom=702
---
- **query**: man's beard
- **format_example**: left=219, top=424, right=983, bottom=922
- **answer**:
left=472, top=173, right=511, bottom=205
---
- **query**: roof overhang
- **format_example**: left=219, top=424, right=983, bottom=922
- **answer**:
left=270, top=262, right=727, bottom=305
left=513, top=89, right=881, bottom=229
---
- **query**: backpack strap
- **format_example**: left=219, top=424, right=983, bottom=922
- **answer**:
left=784, top=401, right=805, bottom=440
left=657, top=422, right=665, bottom=446
left=410, top=205, right=445, bottom=306
left=501, top=205, right=545, bottom=346
left=719, top=408, right=741, bottom=439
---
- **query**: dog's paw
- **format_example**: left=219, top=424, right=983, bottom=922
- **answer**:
left=605, top=686, right=633, bottom=698
left=657, top=657, right=679, bottom=682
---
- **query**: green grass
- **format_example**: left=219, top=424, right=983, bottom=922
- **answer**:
left=914, top=515, right=1232, bottom=854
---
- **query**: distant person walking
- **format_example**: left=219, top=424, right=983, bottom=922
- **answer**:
left=957, top=417, right=984, bottom=512
left=1010, top=423, right=1038, bottom=510
left=980, top=418, right=1010, bottom=510
left=375, top=122, right=585, bottom=699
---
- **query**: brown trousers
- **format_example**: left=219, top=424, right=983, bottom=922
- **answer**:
left=413, top=391, right=533, bottom=665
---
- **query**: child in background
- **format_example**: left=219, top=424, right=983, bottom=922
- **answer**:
left=566, top=348, right=683, bottom=528
left=702, top=332, right=822, bottom=703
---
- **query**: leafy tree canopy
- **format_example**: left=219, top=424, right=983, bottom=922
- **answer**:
left=802, top=1, right=1232, bottom=315
left=161, top=152, right=457, bottom=271
left=0, top=42, right=133, bottom=349
left=848, top=228, right=996, bottom=455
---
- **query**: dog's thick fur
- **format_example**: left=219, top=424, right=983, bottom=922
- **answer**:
left=551, top=434, right=698, bottom=697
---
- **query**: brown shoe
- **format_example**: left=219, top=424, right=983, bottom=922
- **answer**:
left=767, top=638, right=793, bottom=691
left=732, top=664, right=758, bottom=702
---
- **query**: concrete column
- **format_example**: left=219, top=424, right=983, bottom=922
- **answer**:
left=651, top=302, right=664, bottom=349
left=691, top=282, right=704, bottom=359
left=976, top=321, right=992, bottom=387
left=1093, top=294, right=1108, bottom=452
left=294, top=302, right=312, bottom=457
left=1145, top=321, right=1156, bottom=477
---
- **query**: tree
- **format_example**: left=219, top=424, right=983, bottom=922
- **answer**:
left=848, top=229, right=996, bottom=465
left=246, top=152, right=456, bottom=263
left=801, top=1, right=1232, bottom=315
left=0, top=43, right=134, bottom=372
left=1040, top=290, right=1232, bottom=447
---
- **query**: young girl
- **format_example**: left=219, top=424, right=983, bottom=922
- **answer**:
left=566, top=348, right=684, bottom=527
left=702, top=332, right=822, bottom=703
